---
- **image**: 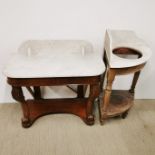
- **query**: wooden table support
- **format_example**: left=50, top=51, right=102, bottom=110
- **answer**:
left=8, top=76, right=100, bottom=128
left=98, top=51, right=146, bottom=125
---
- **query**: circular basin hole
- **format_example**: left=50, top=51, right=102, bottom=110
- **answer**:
left=113, top=48, right=142, bottom=59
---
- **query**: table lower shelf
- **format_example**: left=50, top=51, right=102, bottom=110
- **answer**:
left=21, top=98, right=95, bottom=128
left=99, top=90, right=134, bottom=118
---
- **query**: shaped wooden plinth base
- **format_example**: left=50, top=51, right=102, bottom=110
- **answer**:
left=98, top=90, right=134, bottom=124
left=21, top=98, right=94, bottom=128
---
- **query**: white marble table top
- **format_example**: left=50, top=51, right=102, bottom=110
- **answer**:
left=104, top=29, right=152, bottom=68
left=3, top=40, right=105, bottom=78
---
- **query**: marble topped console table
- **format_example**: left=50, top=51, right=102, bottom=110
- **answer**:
left=4, top=40, right=105, bottom=128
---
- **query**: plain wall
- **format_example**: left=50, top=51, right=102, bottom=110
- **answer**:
left=0, top=0, right=155, bottom=103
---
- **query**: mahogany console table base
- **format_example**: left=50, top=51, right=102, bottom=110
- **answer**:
left=22, top=98, right=92, bottom=128
left=8, top=76, right=100, bottom=128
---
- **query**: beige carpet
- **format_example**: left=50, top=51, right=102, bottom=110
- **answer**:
left=0, top=100, right=155, bottom=155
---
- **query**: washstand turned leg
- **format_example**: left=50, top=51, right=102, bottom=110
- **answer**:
left=120, top=71, right=141, bottom=120
left=100, top=70, right=115, bottom=125
left=129, top=71, right=141, bottom=94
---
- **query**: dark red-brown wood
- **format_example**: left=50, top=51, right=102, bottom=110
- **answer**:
left=8, top=76, right=100, bottom=128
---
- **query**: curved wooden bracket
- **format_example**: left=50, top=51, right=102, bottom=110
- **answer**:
left=12, top=86, right=25, bottom=102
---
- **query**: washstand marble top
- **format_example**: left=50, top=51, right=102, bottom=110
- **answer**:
left=3, top=40, right=105, bottom=78
left=104, top=29, right=152, bottom=68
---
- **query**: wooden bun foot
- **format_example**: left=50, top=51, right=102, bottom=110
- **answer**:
left=99, top=118, right=105, bottom=125
left=121, top=111, right=129, bottom=119
left=22, top=118, right=32, bottom=128
left=86, top=115, right=95, bottom=125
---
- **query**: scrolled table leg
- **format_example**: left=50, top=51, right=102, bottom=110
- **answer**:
left=86, top=83, right=100, bottom=125
left=12, top=86, right=31, bottom=128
